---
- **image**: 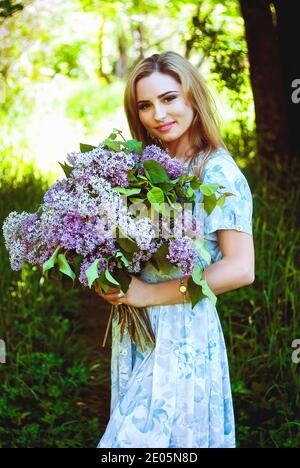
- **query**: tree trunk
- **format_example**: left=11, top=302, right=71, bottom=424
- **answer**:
left=98, top=19, right=112, bottom=84
left=239, top=0, right=290, bottom=178
left=114, top=32, right=128, bottom=78
left=273, top=0, right=300, bottom=157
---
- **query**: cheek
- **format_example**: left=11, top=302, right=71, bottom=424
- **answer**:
left=181, top=103, right=194, bottom=121
left=138, top=111, right=148, bottom=126
left=172, top=100, right=192, bottom=116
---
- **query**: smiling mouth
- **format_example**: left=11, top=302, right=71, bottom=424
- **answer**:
left=155, top=122, right=176, bottom=131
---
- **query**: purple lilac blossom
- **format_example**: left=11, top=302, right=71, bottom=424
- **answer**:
left=138, top=145, right=188, bottom=179
left=166, top=236, right=197, bottom=275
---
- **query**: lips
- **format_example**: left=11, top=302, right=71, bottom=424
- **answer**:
left=155, top=122, right=176, bottom=132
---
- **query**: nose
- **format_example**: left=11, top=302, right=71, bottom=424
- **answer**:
left=153, top=102, right=167, bottom=121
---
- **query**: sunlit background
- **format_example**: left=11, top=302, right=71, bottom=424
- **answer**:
left=0, top=0, right=254, bottom=178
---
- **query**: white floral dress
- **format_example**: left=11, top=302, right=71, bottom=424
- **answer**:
left=97, top=147, right=253, bottom=448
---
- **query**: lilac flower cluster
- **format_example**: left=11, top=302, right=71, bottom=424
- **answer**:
left=67, top=146, right=137, bottom=187
left=138, top=145, right=188, bottom=179
left=3, top=141, right=202, bottom=288
left=127, top=239, right=164, bottom=273
left=3, top=149, right=155, bottom=284
left=166, top=236, right=198, bottom=276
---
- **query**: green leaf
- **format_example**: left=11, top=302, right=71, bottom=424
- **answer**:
left=102, top=138, right=121, bottom=151
left=165, top=195, right=180, bottom=210
left=129, top=197, right=144, bottom=203
left=200, top=183, right=220, bottom=196
left=72, top=254, right=84, bottom=274
left=136, top=175, right=149, bottom=181
left=147, top=187, right=165, bottom=204
left=203, top=194, right=218, bottom=216
left=191, top=264, right=217, bottom=307
left=122, top=139, right=143, bottom=155
left=116, top=251, right=129, bottom=267
left=199, top=279, right=217, bottom=307
left=152, top=243, right=170, bottom=274
left=104, top=268, right=120, bottom=287
left=57, top=254, right=76, bottom=282
left=111, top=268, right=132, bottom=294
left=193, top=238, right=211, bottom=264
left=95, top=273, right=109, bottom=294
left=186, top=186, right=195, bottom=199
left=158, top=182, right=177, bottom=192
left=107, top=128, right=124, bottom=141
left=143, top=160, right=170, bottom=184
left=79, top=143, right=97, bottom=153
left=192, top=263, right=204, bottom=285
left=43, top=246, right=60, bottom=274
left=190, top=177, right=201, bottom=189
left=85, top=259, right=101, bottom=288
left=113, top=187, right=141, bottom=196
left=117, top=236, right=139, bottom=253
left=187, top=276, right=205, bottom=309
left=216, top=193, right=226, bottom=208
left=107, top=131, right=118, bottom=140
left=57, top=161, right=73, bottom=178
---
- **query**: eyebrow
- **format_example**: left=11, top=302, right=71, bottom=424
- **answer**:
left=137, top=91, right=179, bottom=104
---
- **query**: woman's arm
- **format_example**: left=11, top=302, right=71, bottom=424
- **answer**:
left=147, top=230, right=255, bottom=307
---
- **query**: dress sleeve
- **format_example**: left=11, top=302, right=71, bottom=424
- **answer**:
left=201, top=151, right=253, bottom=237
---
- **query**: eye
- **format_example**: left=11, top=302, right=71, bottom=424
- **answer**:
left=138, top=95, right=177, bottom=110
left=164, top=95, right=177, bottom=102
left=138, top=103, right=150, bottom=110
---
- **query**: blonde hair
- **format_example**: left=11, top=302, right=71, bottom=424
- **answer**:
left=124, top=51, right=227, bottom=180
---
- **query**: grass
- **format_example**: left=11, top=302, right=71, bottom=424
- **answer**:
left=219, top=155, right=300, bottom=448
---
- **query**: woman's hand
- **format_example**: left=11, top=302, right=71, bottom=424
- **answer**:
left=94, top=276, right=153, bottom=308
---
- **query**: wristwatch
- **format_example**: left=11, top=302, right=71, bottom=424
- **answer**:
left=179, top=278, right=187, bottom=304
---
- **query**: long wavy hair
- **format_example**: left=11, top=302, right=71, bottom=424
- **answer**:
left=124, top=51, right=226, bottom=180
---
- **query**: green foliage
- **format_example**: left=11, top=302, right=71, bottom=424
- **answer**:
left=49, top=41, right=87, bottom=78
left=0, top=0, right=23, bottom=20
left=66, top=81, right=124, bottom=132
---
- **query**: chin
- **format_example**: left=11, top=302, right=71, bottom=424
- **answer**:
left=163, top=130, right=180, bottom=139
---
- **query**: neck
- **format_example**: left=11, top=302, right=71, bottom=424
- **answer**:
left=164, top=132, right=193, bottom=163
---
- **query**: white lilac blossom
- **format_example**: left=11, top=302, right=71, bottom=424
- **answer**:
left=2, top=211, right=30, bottom=270
left=92, top=177, right=156, bottom=250
left=67, top=146, right=137, bottom=187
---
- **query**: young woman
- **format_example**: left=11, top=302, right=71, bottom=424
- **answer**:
left=96, top=51, right=255, bottom=448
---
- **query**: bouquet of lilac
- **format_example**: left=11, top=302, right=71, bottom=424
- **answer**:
left=2, top=129, right=233, bottom=351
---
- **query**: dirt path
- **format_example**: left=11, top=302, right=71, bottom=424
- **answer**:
left=78, top=289, right=112, bottom=435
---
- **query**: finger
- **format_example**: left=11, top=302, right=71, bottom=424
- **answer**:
left=103, top=293, right=123, bottom=301
left=108, top=288, right=121, bottom=294
left=96, top=287, right=119, bottom=296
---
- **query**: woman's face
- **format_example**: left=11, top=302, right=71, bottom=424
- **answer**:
left=136, top=71, right=195, bottom=145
